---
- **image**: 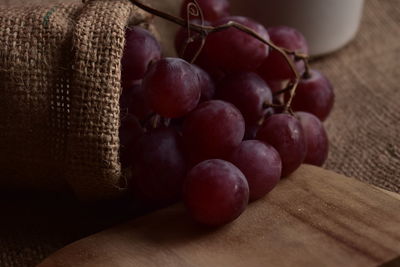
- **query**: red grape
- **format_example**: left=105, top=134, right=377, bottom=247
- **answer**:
left=202, top=16, right=269, bottom=72
left=192, top=64, right=216, bottom=102
left=228, top=140, right=281, bottom=201
left=296, top=112, right=329, bottom=166
left=119, top=114, right=144, bottom=168
left=122, top=27, right=161, bottom=88
left=131, top=127, right=187, bottom=207
left=258, top=26, right=308, bottom=81
left=180, top=0, right=230, bottom=22
left=285, top=69, right=334, bottom=121
left=142, top=58, right=201, bottom=118
left=217, top=72, right=272, bottom=125
left=183, top=159, right=249, bottom=226
left=256, top=114, right=306, bottom=177
left=183, top=100, right=245, bottom=164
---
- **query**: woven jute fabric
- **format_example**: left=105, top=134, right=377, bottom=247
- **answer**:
left=0, top=0, right=155, bottom=200
left=314, top=0, right=400, bottom=193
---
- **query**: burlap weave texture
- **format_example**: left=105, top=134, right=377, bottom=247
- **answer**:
left=314, top=0, right=400, bottom=193
left=0, top=0, right=154, bottom=200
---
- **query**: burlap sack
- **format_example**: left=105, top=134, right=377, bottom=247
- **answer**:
left=0, top=0, right=155, bottom=201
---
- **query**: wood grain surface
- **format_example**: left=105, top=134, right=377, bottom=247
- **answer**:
left=39, top=165, right=400, bottom=267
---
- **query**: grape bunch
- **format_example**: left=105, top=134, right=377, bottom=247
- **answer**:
left=119, top=0, right=334, bottom=226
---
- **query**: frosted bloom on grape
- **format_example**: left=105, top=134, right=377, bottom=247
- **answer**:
left=183, top=159, right=249, bottom=226
left=202, top=16, right=270, bottom=72
left=142, top=58, right=201, bottom=118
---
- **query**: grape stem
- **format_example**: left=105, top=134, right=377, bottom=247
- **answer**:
left=283, top=48, right=312, bottom=79
left=129, top=0, right=307, bottom=112
left=152, top=114, right=161, bottom=129
left=273, top=81, right=293, bottom=96
left=263, top=102, right=285, bottom=109
left=182, top=0, right=207, bottom=63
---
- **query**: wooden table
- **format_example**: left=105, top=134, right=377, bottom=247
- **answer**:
left=40, top=165, right=400, bottom=267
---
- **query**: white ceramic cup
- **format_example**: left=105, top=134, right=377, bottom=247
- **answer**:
left=230, top=0, right=365, bottom=56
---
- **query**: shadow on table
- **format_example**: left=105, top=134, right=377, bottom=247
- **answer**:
left=0, top=189, right=147, bottom=266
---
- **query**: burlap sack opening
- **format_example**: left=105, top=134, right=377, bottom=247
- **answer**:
left=0, top=0, right=155, bottom=201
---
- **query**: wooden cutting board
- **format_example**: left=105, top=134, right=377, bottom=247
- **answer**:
left=39, top=165, right=400, bottom=267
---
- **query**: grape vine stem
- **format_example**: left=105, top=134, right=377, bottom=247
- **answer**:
left=183, top=0, right=206, bottom=63
left=129, top=0, right=305, bottom=112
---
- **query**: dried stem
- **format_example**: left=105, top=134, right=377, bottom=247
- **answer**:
left=152, top=114, right=161, bottom=129
left=263, top=102, right=285, bottom=109
left=302, top=60, right=312, bottom=79
left=283, top=48, right=311, bottom=79
left=191, top=34, right=207, bottom=63
left=181, top=0, right=207, bottom=63
left=129, top=0, right=306, bottom=112
left=273, top=81, right=293, bottom=96
left=162, top=118, right=171, bottom=127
